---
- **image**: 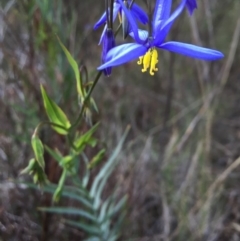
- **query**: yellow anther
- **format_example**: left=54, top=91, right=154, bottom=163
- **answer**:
left=137, top=56, right=143, bottom=65
left=142, top=49, right=151, bottom=72
left=137, top=48, right=159, bottom=75
left=149, top=49, right=158, bottom=76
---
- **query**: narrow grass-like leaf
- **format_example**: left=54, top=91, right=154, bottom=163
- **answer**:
left=88, top=149, right=106, bottom=169
left=57, top=36, right=84, bottom=99
left=61, top=191, right=93, bottom=209
left=108, top=210, right=126, bottom=241
left=65, top=220, right=100, bottom=235
left=84, top=237, right=101, bottom=241
left=90, top=97, right=99, bottom=113
left=100, top=219, right=110, bottom=238
left=106, top=235, right=118, bottom=241
left=53, top=169, right=67, bottom=203
left=40, top=85, right=70, bottom=135
left=98, top=196, right=113, bottom=222
left=26, top=183, right=92, bottom=206
left=90, top=126, right=130, bottom=205
left=82, top=153, right=90, bottom=188
left=102, top=195, right=127, bottom=223
left=94, top=172, right=115, bottom=209
left=39, top=207, right=97, bottom=222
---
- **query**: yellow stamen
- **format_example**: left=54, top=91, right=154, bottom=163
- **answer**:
left=142, top=49, right=151, bottom=72
left=137, top=48, right=159, bottom=75
left=137, top=56, right=143, bottom=65
left=150, top=49, right=158, bottom=75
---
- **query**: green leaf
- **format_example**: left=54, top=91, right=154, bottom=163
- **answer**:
left=82, top=153, right=90, bottom=188
left=84, top=237, right=101, bottom=241
left=20, top=158, right=36, bottom=174
left=87, top=149, right=106, bottom=169
left=74, top=123, right=99, bottom=153
left=101, top=195, right=127, bottom=224
left=90, top=97, right=99, bottom=113
left=107, top=210, right=126, bottom=241
left=44, top=145, right=63, bottom=165
left=65, top=220, right=100, bottom=235
left=40, top=85, right=71, bottom=135
left=31, top=135, right=45, bottom=169
left=53, top=169, right=67, bottom=203
left=90, top=126, right=130, bottom=208
left=38, top=207, right=97, bottom=222
left=98, top=196, right=113, bottom=222
left=32, top=169, right=49, bottom=186
left=57, top=36, right=84, bottom=100
left=62, top=155, right=77, bottom=174
left=20, top=158, right=48, bottom=186
left=26, top=183, right=93, bottom=208
left=60, top=190, right=93, bottom=209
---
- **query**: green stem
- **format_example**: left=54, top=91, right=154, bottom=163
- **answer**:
left=68, top=0, right=135, bottom=136
left=70, top=70, right=102, bottom=131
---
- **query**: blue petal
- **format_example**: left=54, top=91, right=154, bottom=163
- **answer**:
left=94, top=12, right=107, bottom=30
left=186, top=0, right=197, bottom=15
left=161, top=0, right=186, bottom=31
left=94, top=3, right=120, bottom=30
left=98, top=25, right=107, bottom=45
left=153, top=0, right=172, bottom=34
left=97, top=3, right=121, bottom=45
left=129, top=29, right=149, bottom=42
left=153, top=19, right=169, bottom=46
left=159, top=41, right=224, bottom=60
left=113, top=3, right=121, bottom=22
left=154, top=0, right=186, bottom=45
left=131, top=3, right=149, bottom=24
left=117, top=0, right=144, bottom=44
left=101, top=29, right=116, bottom=76
left=97, top=43, right=147, bottom=70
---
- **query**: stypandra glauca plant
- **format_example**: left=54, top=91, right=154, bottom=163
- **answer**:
left=22, top=0, right=224, bottom=240
left=21, top=31, right=130, bottom=239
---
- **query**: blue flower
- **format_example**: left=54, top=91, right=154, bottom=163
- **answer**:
left=98, top=0, right=223, bottom=76
left=94, top=0, right=148, bottom=44
left=186, top=0, right=197, bottom=15
left=101, top=29, right=116, bottom=76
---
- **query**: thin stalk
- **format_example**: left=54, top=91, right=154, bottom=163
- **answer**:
left=105, top=0, right=110, bottom=28
left=69, top=0, right=137, bottom=135
left=115, top=23, right=122, bottom=37
left=110, top=0, right=114, bottom=29
left=70, top=71, right=102, bottom=131
left=79, top=65, right=89, bottom=90
left=147, top=0, right=152, bottom=35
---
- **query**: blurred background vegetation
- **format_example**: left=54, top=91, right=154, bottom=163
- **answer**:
left=0, top=0, right=240, bottom=240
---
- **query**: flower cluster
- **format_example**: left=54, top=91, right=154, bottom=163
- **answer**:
left=94, top=0, right=223, bottom=76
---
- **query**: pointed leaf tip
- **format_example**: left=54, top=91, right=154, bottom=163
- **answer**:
left=40, top=85, right=71, bottom=135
